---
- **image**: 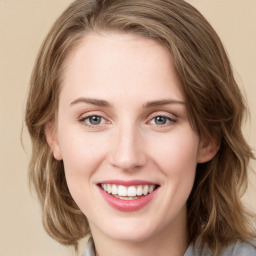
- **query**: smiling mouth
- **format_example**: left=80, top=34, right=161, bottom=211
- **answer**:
left=99, top=184, right=159, bottom=200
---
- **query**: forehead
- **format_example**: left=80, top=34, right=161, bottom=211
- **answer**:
left=60, top=32, right=184, bottom=104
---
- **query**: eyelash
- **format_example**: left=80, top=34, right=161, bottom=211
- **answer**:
left=79, top=115, right=108, bottom=128
left=148, top=115, right=176, bottom=127
left=79, top=114, right=176, bottom=129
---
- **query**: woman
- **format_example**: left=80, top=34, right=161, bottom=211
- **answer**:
left=25, top=0, right=256, bottom=255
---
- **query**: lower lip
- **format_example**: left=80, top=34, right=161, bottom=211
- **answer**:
left=98, top=186, right=158, bottom=212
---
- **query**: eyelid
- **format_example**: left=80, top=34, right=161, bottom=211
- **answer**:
left=78, top=111, right=111, bottom=128
left=147, top=111, right=177, bottom=121
left=146, top=112, right=177, bottom=127
left=77, top=111, right=177, bottom=129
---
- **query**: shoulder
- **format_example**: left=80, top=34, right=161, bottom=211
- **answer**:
left=185, top=240, right=256, bottom=256
left=221, top=240, right=256, bottom=256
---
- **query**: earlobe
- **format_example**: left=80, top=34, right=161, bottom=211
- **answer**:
left=44, top=122, right=63, bottom=161
left=197, top=139, right=220, bottom=163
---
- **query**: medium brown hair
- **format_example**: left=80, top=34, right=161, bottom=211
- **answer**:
left=25, top=0, right=255, bottom=253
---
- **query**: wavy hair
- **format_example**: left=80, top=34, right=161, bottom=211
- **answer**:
left=25, top=0, right=255, bottom=253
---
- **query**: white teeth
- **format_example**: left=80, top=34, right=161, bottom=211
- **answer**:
left=101, top=184, right=157, bottom=197
left=137, top=185, right=143, bottom=196
left=118, top=185, right=127, bottom=196
left=112, top=184, right=118, bottom=195
left=142, top=185, right=149, bottom=195
left=114, top=195, right=139, bottom=200
left=127, top=186, right=137, bottom=196
left=107, top=184, right=112, bottom=194
left=149, top=185, right=155, bottom=193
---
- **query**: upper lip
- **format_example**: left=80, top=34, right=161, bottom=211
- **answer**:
left=98, top=179, right=159, bottom=186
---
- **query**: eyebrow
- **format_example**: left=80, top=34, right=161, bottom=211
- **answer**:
left=70, top=97, right=185, bottom=108
left=143, top=99, right=185, bottom=108
left=70, top=97, right=112, bottom=107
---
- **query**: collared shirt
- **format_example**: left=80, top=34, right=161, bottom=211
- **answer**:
left=81, top=237, right=256, bottom=256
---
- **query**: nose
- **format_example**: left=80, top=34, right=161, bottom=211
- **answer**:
left=108, top=124, right=147, bottom=171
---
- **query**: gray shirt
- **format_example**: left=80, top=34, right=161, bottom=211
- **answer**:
left=82, top=237, right=256, bottom=256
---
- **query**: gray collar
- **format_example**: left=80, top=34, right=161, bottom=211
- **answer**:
left=81, top=237, right=256, bottom=256
left=81, top=237, right=95, bottom=256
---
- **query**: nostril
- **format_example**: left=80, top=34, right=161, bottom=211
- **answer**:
left=109, top=155, right=147, bottom=171
left=108, top=136, right=147, bottom=170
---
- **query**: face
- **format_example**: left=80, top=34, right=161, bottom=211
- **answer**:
left=47, top=33, right=216, bottom=244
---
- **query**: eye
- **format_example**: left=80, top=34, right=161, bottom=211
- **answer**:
left=153, top=116, right=169, bottom=125
left=80, top=115, right=107, bottom=126
left=149, top=115, right=176, bottom=126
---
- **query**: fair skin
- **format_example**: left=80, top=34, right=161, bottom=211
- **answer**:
left=46, top=32, right=218, bottom=256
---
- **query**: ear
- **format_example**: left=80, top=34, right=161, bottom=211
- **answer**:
left=44, top=122, right=62, bottom=161
left=197, top=138, right=220, bottom=163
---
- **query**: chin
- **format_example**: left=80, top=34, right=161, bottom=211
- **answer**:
left=99, top=216, right=160, bottom=243
left=109, top=230, right=155, bottom=243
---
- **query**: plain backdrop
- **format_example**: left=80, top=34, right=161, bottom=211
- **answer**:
left=0, top=1, right=255, bottom=255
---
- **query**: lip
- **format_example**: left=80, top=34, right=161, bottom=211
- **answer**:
left=98, top=179, right=158, bottom=186
left=97, top=180, right=159, bottom=212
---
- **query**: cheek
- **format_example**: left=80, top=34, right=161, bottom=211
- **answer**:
left=57, top=132, right=108, bottom=214
left=58, top=129, right=106, bottom=175
left=56, top=128, right=108, bottom=203
left=150, top=131, right=198, bottom=213
left=149, top=129, right=199, bottom=175
left=149, top=129, right=198, bottom=202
